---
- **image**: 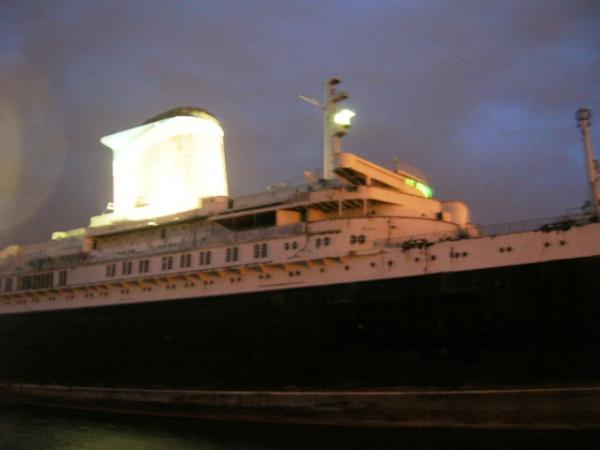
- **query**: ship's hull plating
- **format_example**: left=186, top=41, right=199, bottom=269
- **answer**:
left=1, top=255, right=599, bottom=390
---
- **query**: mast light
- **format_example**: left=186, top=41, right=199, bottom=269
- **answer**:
left=333, top=109, right=356, bottom=127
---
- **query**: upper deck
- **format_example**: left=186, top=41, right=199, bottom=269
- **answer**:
left=0, top=152, right=471, bottom=276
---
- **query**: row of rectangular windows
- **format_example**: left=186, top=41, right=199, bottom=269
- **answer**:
left=2, top=236, right=335, bottom=290
left=1, top=270, right=68, bottom=292
left=105, top=243, right=269, bottom=279
left=18, top=272, right=54, bottom=290
left=105, top=251, right=215, bottom=278
left=101, top=235, right=327, bottom=280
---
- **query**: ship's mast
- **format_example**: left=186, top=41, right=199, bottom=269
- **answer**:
left=300, top=78, right=355, bottom=180
left=576, top=108, right=600, bottom=218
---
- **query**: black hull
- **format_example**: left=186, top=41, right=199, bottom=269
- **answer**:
left=1, top=256, right=599, bottom=390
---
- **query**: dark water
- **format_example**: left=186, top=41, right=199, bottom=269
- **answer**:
left=0, top=404, right=598, bottom=450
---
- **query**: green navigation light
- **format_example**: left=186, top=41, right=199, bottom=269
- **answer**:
left=405, top=178, right=433, bottom=198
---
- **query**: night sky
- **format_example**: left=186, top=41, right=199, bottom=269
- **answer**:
left=1, top=0, right=599, bottom=249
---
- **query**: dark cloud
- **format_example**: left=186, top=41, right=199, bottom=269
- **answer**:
left=1, top=0, right=599, bottom=248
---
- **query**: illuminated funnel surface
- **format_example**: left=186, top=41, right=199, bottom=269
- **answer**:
left=101, top=108, right=228, bottom=220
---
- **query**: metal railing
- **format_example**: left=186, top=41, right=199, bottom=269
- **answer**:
left=478, top=213, right=594, bottom=236
left=375, top=213, right=596, bottom=250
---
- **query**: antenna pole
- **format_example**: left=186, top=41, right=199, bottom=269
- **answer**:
left=576, top=108, right=600, bottom=217
left=323, top=79, right=339, bottom=180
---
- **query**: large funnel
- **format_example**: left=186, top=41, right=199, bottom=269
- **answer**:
left=101, top=107, right=228, bottom=220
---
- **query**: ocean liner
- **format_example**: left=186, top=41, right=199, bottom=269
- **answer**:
left=1, top=79, right=599, bottom=428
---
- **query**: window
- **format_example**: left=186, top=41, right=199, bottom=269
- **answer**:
left=161, top=256, right=173, bottom=270
left=254, top=243, right=268, bottom=259
left=226, top=247, right=239, bottom=262
left=106, top=264, right=116, bottom=278
left=350, top=234, right=365, bottom=245
left=199, top=251, right=212, bottom=266
left=58, top=270, right=68, bottom=286
left=324, top=237, right=331, bottom=246
left=180, top=253, right=192, bottom=268
left=122, top=261, right=133, bottom=275
left=285, top=241, right=298, bottom=250
left=5, top=278, right=13, bottom=292
left=138, top=259, right=150, bottom=273
left=350, top=234, right=366, bottom=244
left=18, top=274, right=53, bottom=290
left=316, top=238, right=322, bottom=248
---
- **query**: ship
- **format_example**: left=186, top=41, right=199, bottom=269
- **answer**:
left=1, top=79, right=599, bottom=429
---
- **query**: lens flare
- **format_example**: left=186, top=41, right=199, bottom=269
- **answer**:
left=0, top=67, right=68, bottom=248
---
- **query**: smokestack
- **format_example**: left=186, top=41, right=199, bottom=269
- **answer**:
left=100, top=108, right=228, bottom=221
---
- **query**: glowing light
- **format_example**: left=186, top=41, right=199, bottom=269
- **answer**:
left=405, top=178, right=433, bottom=198
left=100, top=113, right=228, bottom=221
left=416, top=182, right=433, bottom=198
left=333, top=109, right=356, bottom=126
